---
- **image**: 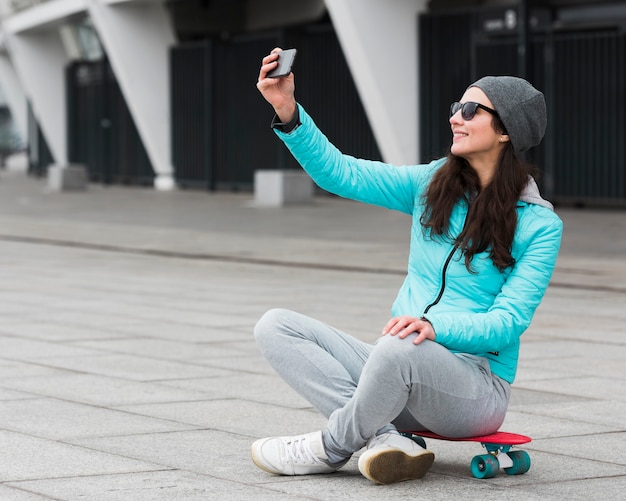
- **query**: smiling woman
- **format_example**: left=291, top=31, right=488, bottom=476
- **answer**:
left=251, top=48, right=563, bottom=486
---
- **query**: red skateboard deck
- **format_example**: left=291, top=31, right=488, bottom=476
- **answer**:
left=400, top=430, right=532, bottom=479
left=416, top=430, right=531, bottom=445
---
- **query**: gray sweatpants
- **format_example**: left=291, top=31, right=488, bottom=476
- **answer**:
left=254, top=308, right=511, bottom=461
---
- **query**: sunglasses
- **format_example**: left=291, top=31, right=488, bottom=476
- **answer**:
left=450, top=101, right=499, bottom=120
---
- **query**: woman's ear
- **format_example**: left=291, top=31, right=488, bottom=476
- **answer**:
left=499, top=134, right=510, bottom=144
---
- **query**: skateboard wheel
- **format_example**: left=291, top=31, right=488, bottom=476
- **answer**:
left=470, top=454, right=499, bottom=479
left=504, top=451, right=531, bottom=475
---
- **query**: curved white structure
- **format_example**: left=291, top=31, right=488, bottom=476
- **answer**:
left=0, top=0, right=428, bottom=189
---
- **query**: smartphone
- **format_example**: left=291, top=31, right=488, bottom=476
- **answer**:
left=267, top=49, right=297, bottom=78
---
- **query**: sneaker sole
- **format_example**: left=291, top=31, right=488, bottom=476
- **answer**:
left=358, top=449, right=435, bottom=484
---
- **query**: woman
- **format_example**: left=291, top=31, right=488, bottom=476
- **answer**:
left=251, top=49, right=562, bottom=485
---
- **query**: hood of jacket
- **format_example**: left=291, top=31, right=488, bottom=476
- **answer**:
left=520, top=177, right=553, bottom=210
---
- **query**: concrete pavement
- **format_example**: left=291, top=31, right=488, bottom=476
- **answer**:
left=0, top=167, right=624, bottom=500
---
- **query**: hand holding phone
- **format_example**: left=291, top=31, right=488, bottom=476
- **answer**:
left=258, top=48, right=298, bottom=123
left=267, top=48, right=297, bottom=78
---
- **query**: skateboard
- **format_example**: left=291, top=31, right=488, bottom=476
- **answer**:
left=400, top=430, right=532, bottom=479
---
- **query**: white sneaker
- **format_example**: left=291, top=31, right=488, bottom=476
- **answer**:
left=251, top=431, right=343, bottom=476
left=358, top=432, right=435, bottom=484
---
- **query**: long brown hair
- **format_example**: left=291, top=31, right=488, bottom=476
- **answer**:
left=420, top=119, right=538, bottom=272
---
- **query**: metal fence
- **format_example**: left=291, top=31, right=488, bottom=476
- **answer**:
left=170, top=40, right=214, bottom=189
left=419, top=7, right=626, bottom=206
left=34, top=22, right=379, bottom=191
left=171, top=24, right=381, bottom=191
left=66, top=59, right=154, bottom=185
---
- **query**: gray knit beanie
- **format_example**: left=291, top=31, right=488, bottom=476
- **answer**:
left=468, top=76, right=546, bottom=153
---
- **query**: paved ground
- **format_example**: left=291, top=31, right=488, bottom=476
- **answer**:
left=0, top=167, right=624, bottom=500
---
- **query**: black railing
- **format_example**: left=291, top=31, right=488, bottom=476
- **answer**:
left=66, top=59, right=154, bottom=185
left=63, top=22, right=380, bottom=192
left=170, top=40, right=215, bottom=189
left=171, top=24, right=381, bottom=191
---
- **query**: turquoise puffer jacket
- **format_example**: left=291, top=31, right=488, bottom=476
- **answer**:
left=274, top=105, right=563, bottom=383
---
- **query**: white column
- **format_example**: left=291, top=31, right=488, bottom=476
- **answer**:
left=87, top=0, right=176, bottom=190
left=5, top=29, right=69, bottom=164
left=324, top=0, right=428, bottom=165
left=0, top=51, right=27, bottom=143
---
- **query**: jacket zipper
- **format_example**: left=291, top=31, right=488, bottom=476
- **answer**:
left=421, top=238, right=499, bottom=357
left=422, top=206, right=471, bottom=318
left=421, top=243, right=458, bottom=317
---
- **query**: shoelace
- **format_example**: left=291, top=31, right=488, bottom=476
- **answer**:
left=283, top=435, right=324, bottom=465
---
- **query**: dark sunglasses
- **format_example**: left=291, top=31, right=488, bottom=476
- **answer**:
left=450, top=101, right=499, bottom=120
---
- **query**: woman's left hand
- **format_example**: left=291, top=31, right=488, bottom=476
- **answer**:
left=382, top=316, right=436, bottom=345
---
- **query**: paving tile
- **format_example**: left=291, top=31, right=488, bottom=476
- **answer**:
left=0, top=321, right=134, bottom=342
left=160, top=372, right=312, bottom=409
left=0, top=361, right=72, bottom=380
left=531, top=431, right=626, bottom=466
left=509, top=475, right=626, bottom=501
left=0, top=484, right=52, bottom=500
left=190, top=352, right=285, bottom=375
left=252, top=467, right=542, bottom=500
left=519, top=399, right=626, bottom=429
left=29, top=354, right=220, bottom=382
left=73, top=337, right=253, bottom=362
left=0, top=388, right=38, bottom=401
left=0, top=335, right=102, bottom=361
left=118, top=399, right=326, bottom=438
left=92, top=321, right=250, bottom=343
left=7, top=470, right=303, bottom=501
left=72, top=429, right=271, bottom=483
left=0, top=373, right=211, bottom=407
left=0, top=430, right=164, bottom=483
left=516, top=375, right=626, bottom=401
left=497, top=410, right=617, bottom=440
left=0, top=398, right=196, bottom=440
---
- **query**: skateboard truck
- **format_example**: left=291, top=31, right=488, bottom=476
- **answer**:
left=400, top=430, right=532, bottom=479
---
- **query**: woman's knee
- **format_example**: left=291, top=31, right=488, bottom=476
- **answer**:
left=254, top=308, right=310, bottom=348
left=371, top=334, right=434, bottom=367
left=254, top=308, right=290, bottom=342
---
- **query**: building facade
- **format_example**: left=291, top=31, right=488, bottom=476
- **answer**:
left=0, top=0, right=625, bottom=205
left=0, top=0, right=426, bottom=191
